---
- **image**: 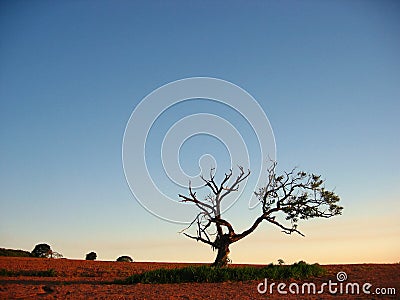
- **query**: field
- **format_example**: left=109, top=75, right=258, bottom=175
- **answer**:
left=0, top=257, right=398, bottom=299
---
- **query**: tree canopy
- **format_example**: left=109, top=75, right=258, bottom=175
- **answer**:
left=85, top=252, right=97, bottom=260
left=31, top=243, right=52, bottom=258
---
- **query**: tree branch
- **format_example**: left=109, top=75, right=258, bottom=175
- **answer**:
left=210, top=217, right=235, bottom=236
left=266, top=218, right=305, bottom=237
left=183, top=233, right=215, bottom=247
left=219, top=167, right=250, bottom=203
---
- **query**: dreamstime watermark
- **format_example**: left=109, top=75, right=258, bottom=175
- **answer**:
left=257, top=271, right=396, bottom=296
left=122, top=77, right=276, bottom=223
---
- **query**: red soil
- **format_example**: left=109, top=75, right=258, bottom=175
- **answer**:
left=0, top=257, right=398, bottom=299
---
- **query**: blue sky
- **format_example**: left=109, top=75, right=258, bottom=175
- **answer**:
left=1, top=0, right=399, bottom=263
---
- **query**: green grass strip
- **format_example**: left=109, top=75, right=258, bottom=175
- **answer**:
left=119, top=261, right=325, bottom=284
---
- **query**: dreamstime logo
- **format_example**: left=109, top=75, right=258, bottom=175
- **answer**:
left=336, top=271, right=347, bottom=282
left=257, top=271, right=396, bottom=296
left=122, top=77, right=276, bottom=223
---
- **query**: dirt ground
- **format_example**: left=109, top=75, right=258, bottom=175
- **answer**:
left=0, top=257, right=398, bottom=299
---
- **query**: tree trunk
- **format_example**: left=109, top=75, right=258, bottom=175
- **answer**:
left=212, top=242, right=230, bottom=267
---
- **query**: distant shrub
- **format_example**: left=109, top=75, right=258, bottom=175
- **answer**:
left=0, top=248, right=31, bottom=257
left=119, top=261, right=325, bottom=284
left=116, top=256, right=133, bottom=263
left=31, top=243, right=52, bottom=258
left=85, top=252, right=97, bottom=261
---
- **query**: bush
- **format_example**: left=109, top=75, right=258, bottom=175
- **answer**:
left=31, top=243, right=52, bottom=258
left=119, top=261, right=325, bottom=284
left=116, top=256, right=133, bottom=262
left=85, top=252, right=97, bottom=260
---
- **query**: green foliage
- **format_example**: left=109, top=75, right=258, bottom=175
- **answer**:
left=116, top=255, right=134, bottom=262
left=85, top=252, right=97, bottom=260
left=0, top=268, right=57, bottom=277
left=119, top=261, right=325, bottom=284
left=31, top=243, right=52, bottom=258
left=256, top=165, right=343, bottom=235
left=0, top=248, right=31, bottom=257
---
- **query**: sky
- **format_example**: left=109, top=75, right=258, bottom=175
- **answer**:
left=0, top=0, right=399, bottom=264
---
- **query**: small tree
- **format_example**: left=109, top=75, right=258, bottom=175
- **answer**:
left=116, top=255, right=133, bottom=262
left=31, top=243, right=52, bottom=258
left=51, top=251, right=63, bottom=259
left=179, top=163, right=343, bottom=267
left=85, top=252, right=97, bottom=260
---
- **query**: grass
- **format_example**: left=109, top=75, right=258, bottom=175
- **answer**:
left=0, top=268, right=57, bottom=277
left=118, top=261, right=325, bottom=284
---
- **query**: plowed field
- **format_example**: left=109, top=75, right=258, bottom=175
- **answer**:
left=0, top=257, right=398, bottom=299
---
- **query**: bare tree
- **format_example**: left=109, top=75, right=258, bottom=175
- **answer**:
left=179, top=162, right=343, bottom=267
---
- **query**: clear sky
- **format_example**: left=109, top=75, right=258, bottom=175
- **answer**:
left=1, top=0, right=399, bottom=264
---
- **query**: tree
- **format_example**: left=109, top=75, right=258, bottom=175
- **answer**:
left=116, top=255, right=133, bottom=262
left=31, top=243, right=63, bottom=258
left=179, top=163, right=343, bottom=267
left=85, top=252, right=97, bottom=260
left=50, top=251, right=63, bottom=259
left=31, top=243, right=52, bottom=258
